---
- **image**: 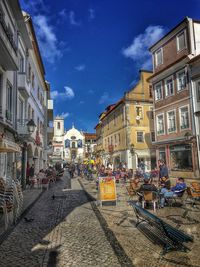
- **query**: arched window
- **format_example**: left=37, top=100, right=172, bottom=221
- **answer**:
left=72, top=142, right=76, bottom=148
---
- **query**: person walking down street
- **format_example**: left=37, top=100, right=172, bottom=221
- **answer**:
left=158, top=159, right=169, bottom=181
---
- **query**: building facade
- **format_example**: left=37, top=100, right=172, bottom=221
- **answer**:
left=149, top=17, right=200, bottom=179
left=96, top=70, right=155, bottom=170
left=0, top=1, right=52, bottom=189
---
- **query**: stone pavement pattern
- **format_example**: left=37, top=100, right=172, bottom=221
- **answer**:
left=80, top=177, right=200, bottom=267
left=0, top=174, right=122, bottom=267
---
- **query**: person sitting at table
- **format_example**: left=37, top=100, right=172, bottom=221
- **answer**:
left=137, top=174, right=158, bottom=202
left=138, top=174, right=158, bottom=193
left=160, top=177, right=186, bottom=208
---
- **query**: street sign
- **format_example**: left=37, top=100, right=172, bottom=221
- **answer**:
left=98, top=176, right=117, bottom=206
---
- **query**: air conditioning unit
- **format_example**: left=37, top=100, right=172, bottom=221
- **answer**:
left=136, top=116, right=141, bottom=121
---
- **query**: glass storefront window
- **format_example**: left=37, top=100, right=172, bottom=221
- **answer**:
left=170, top=144, right=192, bottom=171
left=159, top=147, right=166, bottom=162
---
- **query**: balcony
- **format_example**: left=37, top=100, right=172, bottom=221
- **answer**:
left=18, top=73, right=30, bottom=99
left=0, top=16, right=18, bottom=70
left=17, top=119, right=30, bottom=135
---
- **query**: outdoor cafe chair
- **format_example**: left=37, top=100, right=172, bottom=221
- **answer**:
left=141, top=191, right=159, bottom=212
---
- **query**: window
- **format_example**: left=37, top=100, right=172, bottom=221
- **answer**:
left=196, top=80, right=200, bottom=102
left=118, top=133, right=121, bottom=144
left=72, top=142, right=76, bottom=148
left=40, top=121, right=42, bottom=134
left=150, top=107, right=154, bottom=119
left=28, top=64, right=31, bottom=82
left=177, top=70, right=187, bottom=91
left=180, top=106, right=189, bottom=130
left=19, top=53, right=24, bottom=72
left=18, top=98, right=24, bottom=122
left=154, top=83, right=162, bottom=101
left=157, top=114, right=164, bottom=135
left=155, top=48, right=163, bottom=66
left=57, top=122, right=60, bottom=129
left=151, top=132, right=155, bottom=142
left=137, top=132, right=144, bottom=143
left=114, top=134, right=117, bottom=145
left=31, top=73, right=35, bottom=88
left=159, top=147, right=166, bottom=162
left=170, top=145, right=192, bottom=171
left=149, top=85, right=153, bottom=98
left=32, top=109, right=34, bottom=120
left=37, top=118, right=39, bottom=131
left=111, top=136, right=113, bottom=145
left=37, top=87, right=40, bottom=99
left=6, top=82, right=12, bottom=122
left=136, top=106, right=143, bottom=118
left=165, top=77, right=174, bottom=97
left=167, top=110, right=176, bottom=133
left=177, top=31, right=186, bottom=51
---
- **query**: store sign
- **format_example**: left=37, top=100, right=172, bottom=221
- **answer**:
left=98, top=176, right=117, bottom=206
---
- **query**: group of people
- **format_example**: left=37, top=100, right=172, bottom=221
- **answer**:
left=137, top=159, right=187, bottom=208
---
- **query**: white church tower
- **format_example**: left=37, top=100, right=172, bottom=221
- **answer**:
left=52, top=116, right=65, bottom=163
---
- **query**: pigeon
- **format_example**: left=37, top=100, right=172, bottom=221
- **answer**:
left=24, top=217, right=34, bottom=222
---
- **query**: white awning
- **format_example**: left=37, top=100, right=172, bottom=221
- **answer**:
left=0, top=138, right=21, bottom=153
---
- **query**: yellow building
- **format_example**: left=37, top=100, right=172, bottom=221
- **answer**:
left=96, top=70, right=156, bottom=171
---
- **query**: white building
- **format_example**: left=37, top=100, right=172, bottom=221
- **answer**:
left=0, top=1, right=53, bottom=189
left=64, top=125, right=85, bottom=162
left=52, top=117, right=85, bottom=163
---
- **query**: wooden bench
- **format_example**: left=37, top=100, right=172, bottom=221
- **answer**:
left=128, top=200, right=193, bottom=254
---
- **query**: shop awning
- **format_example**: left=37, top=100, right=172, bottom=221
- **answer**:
left=0, top=138, right=21, bottom=153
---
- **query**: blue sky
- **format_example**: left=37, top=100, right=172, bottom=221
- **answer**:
left=20, top=0, right=200, bottom=132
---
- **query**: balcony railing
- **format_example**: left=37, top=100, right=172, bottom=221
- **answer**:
left=0, top=15, right=17, bottom=53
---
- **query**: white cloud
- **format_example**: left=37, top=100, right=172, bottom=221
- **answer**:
left=60, top=112, right=69, bottom=119
left=122, top=25, right=166, bottom=69
left=51, top=90, right=59, bottom=100
left=33, top=15, right=62, bottom=64
left=64, top=86, right=75, bottom=99
left=51, top=86, right=75, bottom=100
left=69, top=11, right=81, bottom=26
left=75, top=64, right=86, bottom=71
left=99, top=92, right=109, bottom=104
left=88, top=8, right=95, bottom=20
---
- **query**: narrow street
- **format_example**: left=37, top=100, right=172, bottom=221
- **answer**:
left=0, top=174, right=132, bottom=267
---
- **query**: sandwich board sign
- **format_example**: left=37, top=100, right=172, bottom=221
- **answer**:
left=98, top=176, right=117, bottom=206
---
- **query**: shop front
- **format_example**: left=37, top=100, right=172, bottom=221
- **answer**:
left=157, top=141, right=199, bottom=179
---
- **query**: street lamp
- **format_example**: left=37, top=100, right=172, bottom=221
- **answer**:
left=130, top=143, right=135, bottom=155
left=26, top=119, right=36, bottom=133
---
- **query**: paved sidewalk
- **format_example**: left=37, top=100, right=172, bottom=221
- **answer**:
left=0, top=186, right=43, bottom=239
left=80, top=176, right=200, bottom=267
left=0, top=174, right=126, bottom=267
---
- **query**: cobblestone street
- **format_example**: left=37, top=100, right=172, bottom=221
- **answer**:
left=0, top=174, right=129, bottom=267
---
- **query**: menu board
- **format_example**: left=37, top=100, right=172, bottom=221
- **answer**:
left=98, top=176, right=117, bottom=205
